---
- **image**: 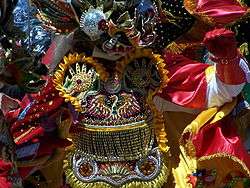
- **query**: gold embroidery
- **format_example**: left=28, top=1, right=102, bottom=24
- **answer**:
left=64, top=151, right=169, bottom=188
left=53, top=53, right=109, bottom=111
left=116, top=48, right=170, bottom=153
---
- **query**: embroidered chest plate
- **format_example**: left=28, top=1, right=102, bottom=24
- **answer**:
left=54, top=49, right=169, bottom=187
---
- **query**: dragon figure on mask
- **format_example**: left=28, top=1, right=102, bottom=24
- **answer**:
left=1, top=0, right=250, bottom=188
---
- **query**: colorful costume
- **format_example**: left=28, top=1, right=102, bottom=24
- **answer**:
left=1, top=0, right=250, bottom=188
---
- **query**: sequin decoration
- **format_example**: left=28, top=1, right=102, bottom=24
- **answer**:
left=80, top=7, right=106, bottom=41
left=78, top=92, right=149, bottom=127
left=125, top=59, right=154, bottom=88
left=31, top=0, right=79, bottom=33
left=72, top=123, right=154, bottom=161
left=66, top=147, right=167, bottom=187
left=13, top=0, right=51, bottom=56
left=123, top=56, right=161, bottom=95
left=64, top=63, right=97, bottom=94
left=104, top=73, right=121, bottom=94
left=151, top=0, right=195, bottom=51
left=229, top=15, right=250, bottom=44
left=54, top=53, right=107, bottom=112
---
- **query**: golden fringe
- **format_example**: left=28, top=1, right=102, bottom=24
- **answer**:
left=64, top=152, right=169, bottom=188
left=115, top=48, right=169, bottom=91
left=147, top=94, right=170, bottom=153
left=184, top=0, right=214, bottom=25
left=116, top=48, right=170, bottom=153
left=236, top=0, right=248, bottom=6
left=198, top=153, right=250, bottom=177
left=183, top=0, right=197, bottom=14
left=53, top=53, right=109, bottom=112
left=165, top=42, right=204, bottom=55
left=165, top=42, right=184, bottom=54
left=185, top=139, right=196, bottom=158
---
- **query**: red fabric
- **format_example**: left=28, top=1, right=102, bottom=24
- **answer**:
left=216, top=59, right=246, bottom=85
left=14, top=126, right=45, bottom=145
left=18, top=167, right=34, bottom=179
left=195, top=0, right=247, bottom=25
left=158, top=53, right=209, bottom=109
left=0, top=160, right=13, bottom=188
left=5, top=77, right=72, bottom=180
left=192, top=117, right=250, bottom=168
left=4, top=77, right=72, bottom=179
left=203, top=28, right=246, bottom=84
left=158, top=29, right=247, bottom=108
left=10, top=95, right=64, bottom=135
left=187, top=175, right=198, bottom=188
left=0, top=94, right=20, bottom=117
left=203, top=28, right=237, bottom=58
left=7, top=78, right=65, bottom=136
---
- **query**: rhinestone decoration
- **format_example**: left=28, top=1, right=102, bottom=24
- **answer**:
left=80, top=7, right=106, bottom=41
left=72, top=124, right=154, bottom=162
left=79, top=163, right=94, bottom=177
left=104, top=74, right=121, bottom=94
left=64, top=63, right=97, bottom=94
left=71, top=148, right=162, bottom=186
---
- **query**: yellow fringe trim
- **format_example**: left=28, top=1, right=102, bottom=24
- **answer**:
left=184, top=0, right=197, bottom=14
left=198, top=153, right=250, bottom=177
left=165, top=42, right=184, bottom=55
left=53, top=53, right=109, bottom=112
left=147, top=91, right=170, bottom=153
left=165, top=42, right=203, bottom=55
left=83, top=122, right=148, bottom=132
left=63, top=151, right=169, bottom=188
left=116, top=48, right=170, bottom=153
left=184, top=0, right=214, bottom=25
left=115, top=48, right=169, bottom=92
